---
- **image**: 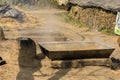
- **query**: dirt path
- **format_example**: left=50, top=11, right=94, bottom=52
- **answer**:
left=0, top=8, right=120, bottom=80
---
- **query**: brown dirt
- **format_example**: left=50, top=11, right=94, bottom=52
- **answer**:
left=0, top=7, right=120, bottom=80
left=0, top=7, right=41, bottom=30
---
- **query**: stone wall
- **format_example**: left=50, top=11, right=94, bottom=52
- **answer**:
left=68, top=6, right=116, bottom=31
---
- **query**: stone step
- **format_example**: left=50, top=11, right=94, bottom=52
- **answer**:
left=39, top=41, right=115, bottom=60
left=51, top=58, right=110, bottom=69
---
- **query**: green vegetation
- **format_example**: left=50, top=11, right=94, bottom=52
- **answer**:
left=98, top=26, right=114, bottom=34
left=62, top=13, right=114, bottom=34
left=62, top=13, right=87, bottom=28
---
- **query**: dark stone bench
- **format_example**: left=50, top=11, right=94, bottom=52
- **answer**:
left=38, top=41, right=115, bottom=60
left=17, top=37, right=37, bottom=67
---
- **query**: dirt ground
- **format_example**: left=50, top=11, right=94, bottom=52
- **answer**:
left=0, top=7, right=120, bottom=80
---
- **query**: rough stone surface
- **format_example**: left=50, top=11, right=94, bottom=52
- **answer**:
left=0, top=4, right=24, bottom=22
left=69, top=6, right=116, bottom=29
left=39, top=42, right=114, bottom=60
left=69, top=0, right=120, bottom=12
left=3, top=8, right=24, bottom=22
left=0, top=4, right=9, bottom=13
left=17, top=37, right=37, bottom=67
left=51, top=59, right=110, bottom=69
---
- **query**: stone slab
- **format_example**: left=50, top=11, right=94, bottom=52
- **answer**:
left=39, top=41, right=115, bottom=60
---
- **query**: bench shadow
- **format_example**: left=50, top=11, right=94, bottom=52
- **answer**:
left=16, top=37, right=46, bottom=80
left=48, top=61, right=72, bottom=80
left=16, top=53, right=45, bottom=80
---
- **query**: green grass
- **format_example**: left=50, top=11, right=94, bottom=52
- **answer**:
left=97, top=26, right=114, bottom=34
left=62, top=13, right=114, bottom=35
left=62, top=13, right=87, bottom=27
left=99, top=28, right=114, bottom=35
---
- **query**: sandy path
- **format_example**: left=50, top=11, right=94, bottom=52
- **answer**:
left=0, top=8, right=120, bottom=80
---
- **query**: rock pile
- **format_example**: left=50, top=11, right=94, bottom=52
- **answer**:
left=0, top=3, right=24, bottom=22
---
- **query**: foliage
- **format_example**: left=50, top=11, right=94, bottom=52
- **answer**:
left=0, top=0, right=5, bottom=4
left=62, top=12, right=114, bottom=34
left=62, top=13, right=87, bottom=27
left=98, top=26, right=114, bottom=34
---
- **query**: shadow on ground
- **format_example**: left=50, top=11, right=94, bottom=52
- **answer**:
left=16, top=38, right=46, bottom=80
left=48, top=61, right=72, bottom=80
left=16, top=53, right=45, bottom=80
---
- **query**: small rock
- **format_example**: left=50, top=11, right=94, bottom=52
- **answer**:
left=111, top=57, right=120, bottom=70
left=0, top=56, right=2, bottom=60
left=0, top=60, right=6, bottom=66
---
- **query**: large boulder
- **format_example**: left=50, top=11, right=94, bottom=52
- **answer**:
left=0, top=4, right=9, bottom=13
left=3, top=8, right=24, bottom=22
left=0, top=3, right=24, bottom=22
left=69, top=0, right=120, bottom=13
